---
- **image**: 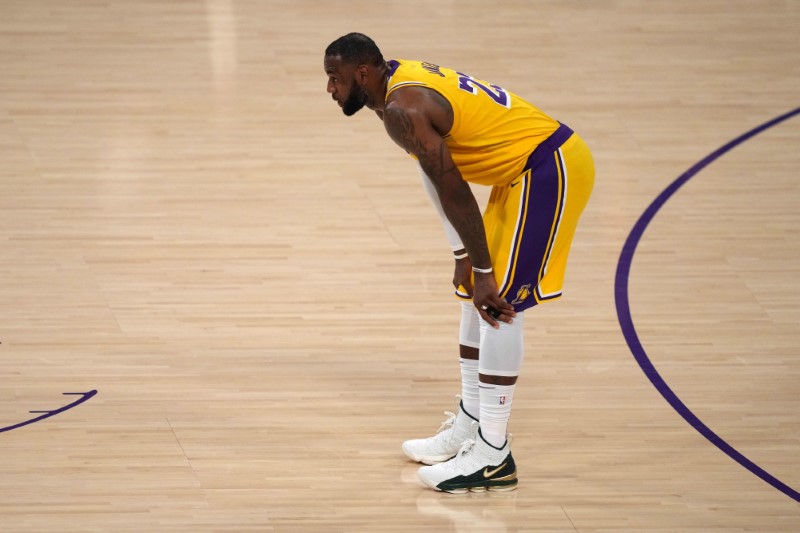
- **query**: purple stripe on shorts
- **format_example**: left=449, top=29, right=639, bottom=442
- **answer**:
left=502, top=124, right=573, bottom=311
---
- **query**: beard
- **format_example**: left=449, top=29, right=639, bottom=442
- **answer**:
left=342, top=84, right=368, bottom=116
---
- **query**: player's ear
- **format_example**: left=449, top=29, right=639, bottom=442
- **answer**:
left=355, top=64, right=369, bottom=85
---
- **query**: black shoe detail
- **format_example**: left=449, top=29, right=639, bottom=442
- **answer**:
left=435, top=453, right=518, bottom=493
left=459, top=400, right=480, bottom=423
left=477, top=428, right=506, bottom=450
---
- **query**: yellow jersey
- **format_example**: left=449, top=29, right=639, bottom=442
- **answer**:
left=386, top=59, right=560, bottom=186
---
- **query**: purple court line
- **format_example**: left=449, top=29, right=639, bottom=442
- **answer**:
left=0, top=390, right=97, bottom=433
left=614, top=107, right=800, bottom=502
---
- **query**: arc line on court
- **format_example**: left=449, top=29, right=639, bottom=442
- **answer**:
left=0, top=390, right=98, bottom=434
left=614, top=107, right=800, bottom=502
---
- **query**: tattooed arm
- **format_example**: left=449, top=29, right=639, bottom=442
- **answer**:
left=382, top=87, right=515, bottom=325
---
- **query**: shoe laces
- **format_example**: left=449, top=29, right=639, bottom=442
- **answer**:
left=441, top=437, right=477, bottom=471
left=436, top=411, right=457, bottom=434
left=456, top=438, right=476, bottom=458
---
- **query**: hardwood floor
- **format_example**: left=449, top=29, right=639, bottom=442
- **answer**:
left=0, top=1, right=798, bottom=530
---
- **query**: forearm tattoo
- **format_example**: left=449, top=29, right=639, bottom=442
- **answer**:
left=383, top=106, right=491, bottom=268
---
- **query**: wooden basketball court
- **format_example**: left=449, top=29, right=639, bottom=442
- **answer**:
left=0, top=1, right=797, bottom=530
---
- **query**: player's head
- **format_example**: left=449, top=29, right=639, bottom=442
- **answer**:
left=324, top=33, right=385, bottom=116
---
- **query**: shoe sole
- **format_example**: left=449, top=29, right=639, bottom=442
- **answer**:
left=432, top=469, right=518, bottom=494
left=404, top=452, right=457, bottom=465
left=402, top=443, right=458, bottom=465
left=437, top=479, right=519, bottom=494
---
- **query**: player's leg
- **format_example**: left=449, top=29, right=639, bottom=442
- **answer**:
left=458, top=301, right=481, bottom=419
left=401, top=302, right=481, bottom=464
left=418, top=182, right=526, bottom=492
left=478, top=311, right=525, bottom=448
left=417, top=313, right=523, bottom=493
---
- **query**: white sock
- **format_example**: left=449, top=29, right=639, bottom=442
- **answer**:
left=458, top=302, right=481, bottom=418
left=478, top=313, right=525, bottom=448
left=459, top=358, right=480, bottom=418
left=479, top=383, right=515, bottom=448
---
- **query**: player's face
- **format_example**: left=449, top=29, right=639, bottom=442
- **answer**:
left=324, top=56, right=368, bottom=116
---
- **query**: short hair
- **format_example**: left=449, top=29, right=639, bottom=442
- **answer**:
left=325, top=33, right=384, bottom=67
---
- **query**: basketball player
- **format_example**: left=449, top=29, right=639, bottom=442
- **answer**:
left=324, top=33, right=594, bottom=493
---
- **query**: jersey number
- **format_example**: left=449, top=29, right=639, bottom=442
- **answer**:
left=456, top=72, right=511, bottom=108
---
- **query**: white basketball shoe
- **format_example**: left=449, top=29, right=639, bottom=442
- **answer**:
left=417, top=429, right=517, bottom=493
left=402, top=398, right=479, bottom=465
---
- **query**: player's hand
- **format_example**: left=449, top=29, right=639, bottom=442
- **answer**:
left=453, top=255, right=473, bottom=296
left=472, top=271, right=516, bottom=328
